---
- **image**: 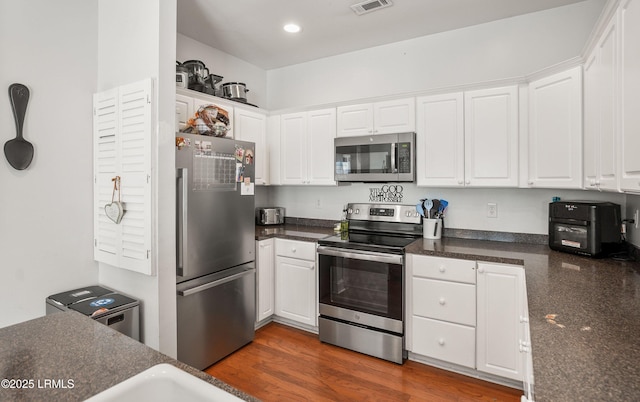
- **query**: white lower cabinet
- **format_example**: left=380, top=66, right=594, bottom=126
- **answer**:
left=407, top=255, right=477, bottom=369
left=408, top=254, right=530, bottom=384
left=412, top=317, right=476, bottom=368
left=476, top=261, right=526, bottom=381
left=274, top=239, right=317, bottom=327
left=256, top=239, right=274, bottom=324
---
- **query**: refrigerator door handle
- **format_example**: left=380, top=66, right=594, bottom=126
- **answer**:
left=177, top=268, right=255, bottom=297
left=176, top=168, right=188, bottom=277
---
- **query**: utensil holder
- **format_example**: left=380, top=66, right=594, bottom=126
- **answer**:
left=423, top=218, right=442, bottom=239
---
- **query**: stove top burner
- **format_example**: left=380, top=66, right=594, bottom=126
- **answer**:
left=318, top=232, right=418, bottom=254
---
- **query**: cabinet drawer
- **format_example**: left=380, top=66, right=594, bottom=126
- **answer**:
left=275, top=239, right=316, bottom=261
left=411, top=316, right=475, bottom=368
left=412, top=278, right=476, bottom=326
left=411, top=255, right=476, bottom=284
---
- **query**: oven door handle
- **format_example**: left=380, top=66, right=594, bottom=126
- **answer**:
left=317, top=246, right=403, bottom=265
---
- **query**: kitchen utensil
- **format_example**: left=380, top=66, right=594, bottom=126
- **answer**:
left=221, top=82, right=249, bottom=101
left=431, top=199, right=440, bottom=219
left=416, top=203, right=424, bottom=217
left=422, top=199, right=433, bottom=220
left=437, top=199, right=449, bottom=217
left=5, top=83, right=33, bottom=170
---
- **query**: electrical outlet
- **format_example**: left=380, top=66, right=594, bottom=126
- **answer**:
left=487, top=203, right=497, bottom=218
left=315, top=199, right=322, bottom=209
left=635, top=209, right=639, bottom=229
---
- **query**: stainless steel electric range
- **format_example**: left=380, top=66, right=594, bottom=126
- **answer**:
left=317, top=203, right=422, bottom=364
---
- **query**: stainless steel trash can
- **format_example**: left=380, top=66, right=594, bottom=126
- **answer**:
left=46, top=286, right=140, bottom=341
left=46, top=286, right=113, bottom=314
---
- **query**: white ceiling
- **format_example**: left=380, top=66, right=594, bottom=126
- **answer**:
left=177, top=0, right=591, bottom=70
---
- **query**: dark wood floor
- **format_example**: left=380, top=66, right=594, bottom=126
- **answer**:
left=205, top=322, right=522, bottom=401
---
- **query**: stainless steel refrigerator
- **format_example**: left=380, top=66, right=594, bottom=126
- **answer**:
left=175, top=132, right=256, bottom=370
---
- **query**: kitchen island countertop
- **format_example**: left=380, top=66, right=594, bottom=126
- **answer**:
left=0, top=311, right=259, bottom=402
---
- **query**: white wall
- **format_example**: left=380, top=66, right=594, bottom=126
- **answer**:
left=269, top=184, right=625, bottom=235
left=266, top=0, right=606, bottom=110
left=97, top=0, right=177, bottom=356
left=0, top=0, right=99, bottom=328
left=176, top=33, right=268, bottom=109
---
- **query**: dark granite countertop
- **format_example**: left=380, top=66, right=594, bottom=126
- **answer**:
left=407, top=237, right=640, bottom=402
left=255, top=223, right=335, bottom=242
left=0, top=312, right=259, bottom=402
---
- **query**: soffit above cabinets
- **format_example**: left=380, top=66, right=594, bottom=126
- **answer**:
left=177, top=0, right=598, bottom=69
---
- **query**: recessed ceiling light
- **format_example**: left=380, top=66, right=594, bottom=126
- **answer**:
left=283, top=23, right=301, bottom=33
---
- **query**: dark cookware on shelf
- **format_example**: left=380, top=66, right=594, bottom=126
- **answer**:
left=182, top=60, right=209, bottom=87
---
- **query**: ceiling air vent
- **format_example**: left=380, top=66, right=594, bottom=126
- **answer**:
left=350, top=0, right=393, bottom=16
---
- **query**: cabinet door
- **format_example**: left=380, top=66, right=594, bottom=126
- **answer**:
left=620, top=0, right=640, bottom=192
left=280, top=112, right=308, bottom=185
left=267, top=115, right=281, bottom=185
left=528, top=67, right=583, bottom=189
left=337, top=103, right=373, bottom=137
left=307, top=108, right=337, bottom=185
left=416, top=93, right=465, bottom=187
left=275, top=255, right=316, bottom=327
left=476, top=262, right=525, bottom=381
left=256, top=239, right=275, bottom=323
left=236, top=108, right=267, bottom=185
left=192, top=97, right=234, bottom=139
left=584, top=18, right=619, bottom=192
left=175, top=94, right=193, bottom=132
left=464, top=86, right=519, bottom=187
left=583, top=51, right=600, bottom=189
left=373, top=98, right=416, bottom=135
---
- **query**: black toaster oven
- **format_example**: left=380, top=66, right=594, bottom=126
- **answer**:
left=549, top=201, right=621, bottom=257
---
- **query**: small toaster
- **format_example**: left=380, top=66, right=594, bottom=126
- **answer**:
left=256, top=207, right=285, bottom=225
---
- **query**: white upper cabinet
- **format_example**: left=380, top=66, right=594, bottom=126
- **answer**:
left=620, top=0, right=640, bottom=193
left=584, top=16, right=619, bottom=192
left=528, top=66, right=583, bottom=189
left=175, top=93, right=193, bottom=132
left=266, top=115, right=282, bottom=185
left=281, top=108, right=336, bottom=185
left=464, top=86, right=519, bottom=187
left=416, top=86, right=518, bottom=188
left=306, top=108, right=337, bottom=185
left=337, top=98, right=415, bottom=137
left=416, top=93, right=465, bottom=187
left=235, top=108, right=268, bottom=185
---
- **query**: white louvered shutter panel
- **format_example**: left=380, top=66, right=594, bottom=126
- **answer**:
left=117, top=79, right=152, bottom=274
left=94, top=89, right=119, bottom=267
left=93, top=78, right=153, bottom=275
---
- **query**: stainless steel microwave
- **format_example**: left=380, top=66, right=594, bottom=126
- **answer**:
left=334, top=132, right=415, bottom=182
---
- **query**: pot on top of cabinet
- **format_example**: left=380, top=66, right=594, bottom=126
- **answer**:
left=221, top=82, right=249, bottom=102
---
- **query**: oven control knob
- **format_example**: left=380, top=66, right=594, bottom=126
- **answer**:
left=347, top=208, right=353, bottom=214
left=355, top=209, right=359, bottom=214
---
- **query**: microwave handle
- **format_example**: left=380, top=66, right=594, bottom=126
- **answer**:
left=391, top=143, right=397, bottom=173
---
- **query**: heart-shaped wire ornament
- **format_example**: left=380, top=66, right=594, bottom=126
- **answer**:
left=105, top=176, right=124, bottom=224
